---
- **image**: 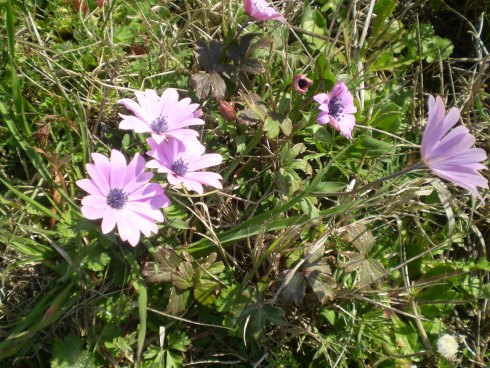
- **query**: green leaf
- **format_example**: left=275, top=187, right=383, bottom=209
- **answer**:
left=264, top=115, right=281, bottom=139
left=343, top=136, right=394, bottom=159
left=135, top=280, right=148, bottom=366
left=371, top=0, right=397, bottom=39
left=51, top=334, right=96, bottom=368
left=193, top=269, right=220, bottom=305
left=320, top=309, right=336, bottom=325
left=172, top=262, right=194, bottom=290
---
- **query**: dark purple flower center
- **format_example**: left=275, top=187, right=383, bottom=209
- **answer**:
left=106, top=188, right=128, bottom=209
left=172, top=158, right=189, bottom=176
left=297, top=78, right=309, bottom=90
left=151, top=116, right=169, bottom=133
left=328, top=97, right=343, bottom=119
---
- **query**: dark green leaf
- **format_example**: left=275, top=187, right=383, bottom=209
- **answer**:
left=191, top=73, right=227, bottom=100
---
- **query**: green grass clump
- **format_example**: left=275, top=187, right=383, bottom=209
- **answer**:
left=1, top=0, right=489, bottom=367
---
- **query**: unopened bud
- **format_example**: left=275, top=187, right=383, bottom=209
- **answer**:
left=219, top=100, right=236, bottom=121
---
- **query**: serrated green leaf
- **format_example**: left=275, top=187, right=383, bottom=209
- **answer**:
left=194, top=276, right=219, bottom=305
left=166, top=288, right=190, bottom=315
left=172, top=262, right=194, bottom=290
left=85, top=249, right=110, bottom=272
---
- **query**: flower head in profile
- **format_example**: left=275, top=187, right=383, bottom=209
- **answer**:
left=421, top=95, right=488, bottom=199
left=146, top=137, right=223, bottom=194
left=314, top=81, right=357, bottom=139
left=243, top=0, right=285, bottom=23
left=292, top=74, right=313, bottom=94
left=76, top=150, right=170, bottom=246
left=436, top=334, right=458, bottom=360
left=118, top=89, right=204, bottom=144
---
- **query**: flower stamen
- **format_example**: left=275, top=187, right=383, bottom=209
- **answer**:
left=151, top=116, right=169, bottom=133
left=106, top=188, right=128, bottom=209
left=172, top=158, right=189, bottom=177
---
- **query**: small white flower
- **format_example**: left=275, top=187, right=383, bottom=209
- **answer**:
left=437, top=334, right=459, bottom=360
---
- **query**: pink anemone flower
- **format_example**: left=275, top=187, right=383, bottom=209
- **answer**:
left=146, top=137, right=223, bottom=194
left=314, top=81, right=357, bottom=139
left=118, top=89, right=204, bottom=144
left=421, top=95, right=488, bottom=199
left=76, top=150, right=170, bottom=246
left=243, top=0, right=285, bottom=23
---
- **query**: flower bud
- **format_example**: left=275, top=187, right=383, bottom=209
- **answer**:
left=292, top=74, right=313, bottom=94
left=219, top=100, right=236, bottom=121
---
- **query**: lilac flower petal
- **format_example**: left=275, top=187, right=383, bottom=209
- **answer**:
left=128, top=182, right=165, bottom=201
left=421, top=96, right=451, bottom=154
left=124, top=172, right=155, bottom=195
left=142, top=89, right=161, bottom=118
left=170, top=174, right=204, bottom=194
left=125, top=153, right=147, bottom=185
left=81, top=206, right=106, bottom=220
left=135, top=90, right=155, bottom=118
left=119, top=114, right=153, bottom=133
left=150, top=134, right=167, bottom=144
left=109, top=150, right=127, bottom=189
left=185, top=172, right=223, bottom=189
left=170, top=118, right=205, bottom=130
left=429, top=126, right=473, bottom=158
left=82, top=194, right=108, bottom=208
left=118, top=98, right=152, bottom=123
left=124, top=209, right=158, bottom=237
left=86, top=164, right=110, bottom=195
left=336, top=114, right=356, bottom=139
left=89, top=153, right=111, bottom=194
left=244, top=0, right=285, bottom=23
left=158, top=88, right=179, bottom=115
left=76, top=179, right=103, bottom=196
left=432, top=148, right=487, bottom=166
left=116, top=215, right=136, bottom=244
left=167, top=98, right=198, bottom=121
left=317, top=112, right=330, bottom=125
left=163, top=129, right=200, bottom=142
left=179, top=137, right=206, bottom=157
left=101, top=208, right=117, bottom=234
left=188, top=153, right=223, bottom=171
left=126, top=202, right=165, bottom=222
left=313, top=93, right=329, bottom=105
left=146, top=159, right=173, bottom=174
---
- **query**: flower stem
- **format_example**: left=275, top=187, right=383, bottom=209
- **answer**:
left=310, top=161, right=425, bottom=197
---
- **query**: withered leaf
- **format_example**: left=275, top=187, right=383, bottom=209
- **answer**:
left=344, top=223, right=375, bottom=254
left=166, top=287, right=190, bottom=315
left=305, top=265, right=336, bottom=304
left=142, top=246, right=180, bottom=283
left=191, top=72, right=226, bottom=100
left=278, top=269, right=306, bottom=306
left=340, top=224, right=386, bottom=288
